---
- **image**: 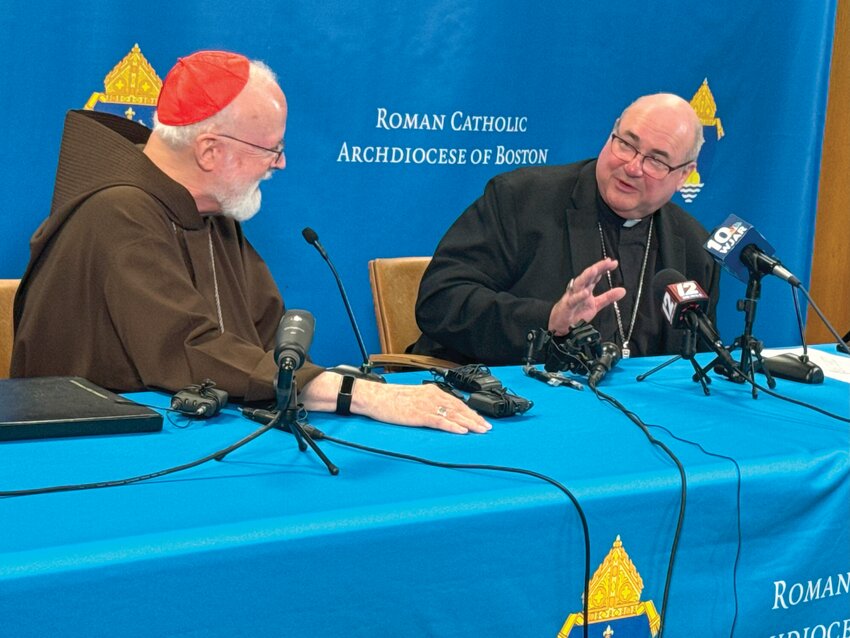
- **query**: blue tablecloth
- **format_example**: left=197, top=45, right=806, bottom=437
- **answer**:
left=1, top=355, right=848, bottom=637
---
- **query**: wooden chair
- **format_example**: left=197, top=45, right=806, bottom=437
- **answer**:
left=367, top=258, right=457, bottom=371
left=0, top=279, right=20, bottom=379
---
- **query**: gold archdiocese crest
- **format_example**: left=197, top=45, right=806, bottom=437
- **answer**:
left=558, top=536, right=661, bottom=637
left=83, top=44, right=162, bottom=126
left=679, top=78, right=725, bottom=204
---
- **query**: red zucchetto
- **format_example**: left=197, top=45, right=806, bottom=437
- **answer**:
left=156, top=50, right=250, bottom=126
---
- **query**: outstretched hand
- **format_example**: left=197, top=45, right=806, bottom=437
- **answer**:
left=548, top=258, right=626, bottom=336
left=353, top=381, right=492, bottom=434
left=301, top=372, right=492, bottom=434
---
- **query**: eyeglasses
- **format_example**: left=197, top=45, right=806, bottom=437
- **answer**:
left=609, top=133, right=692, bottom=180
left=215, top=133, right=285, bottom=164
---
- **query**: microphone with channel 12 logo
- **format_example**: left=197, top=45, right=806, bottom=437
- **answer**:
left=653, top=269, right=741, bottom=380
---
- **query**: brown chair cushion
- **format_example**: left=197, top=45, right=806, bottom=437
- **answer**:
left=368, top=257, right=431, bottom=354
left=0, top=279, right=21, bottom=379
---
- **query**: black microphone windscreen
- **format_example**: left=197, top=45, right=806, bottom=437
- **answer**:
left=301, top=227, right=319, bottom=245
left=587, top=341, right=621, bottom=388
left=651, top=268, right=687, bottom=306
left=600, top=341, right=622, bottom=366
left=273, top=310, right=316, bottom=369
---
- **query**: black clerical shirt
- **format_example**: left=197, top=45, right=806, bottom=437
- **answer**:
left=595, top=194, right=660, bottom=357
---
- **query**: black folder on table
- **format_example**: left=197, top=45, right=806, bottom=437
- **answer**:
left=0, top=376, right=163, bottom=442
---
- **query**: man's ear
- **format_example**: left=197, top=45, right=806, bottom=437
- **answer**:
left=675, top=162, right=697, bottom=190
left=194, top=134, right=220, bottom=172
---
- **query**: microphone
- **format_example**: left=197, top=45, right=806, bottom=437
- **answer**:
left=274, top=310, right=315, bottom=370
left=301, top=227, right=327, bottom=258
left=653, top=269, right=740, bottom=378
left=587, top=342, right=621, bottom=389
left=704, top=214, right=801, bottom=286
left=658, top=272, right=710, bottom=329
left=302, top=227, right=382, bottom=381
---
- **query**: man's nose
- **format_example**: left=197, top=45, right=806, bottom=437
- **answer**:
left=623, top=154, right=644, bottom=176
left=271, top=152, right=286, bottom=170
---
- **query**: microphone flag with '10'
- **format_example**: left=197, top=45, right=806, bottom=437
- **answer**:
left=703, top=214, right=800, bottom=286
left=274, top=310, right=315, bottom=370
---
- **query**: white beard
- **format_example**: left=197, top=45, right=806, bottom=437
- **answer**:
left=215, top=170, right=273, bottom=223
left=219, top=183, right=262, bottom=222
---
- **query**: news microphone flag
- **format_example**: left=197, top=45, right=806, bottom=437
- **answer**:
left=703, top=214, right=776, bottom=283
left=661, top=280, right=710, bottom=329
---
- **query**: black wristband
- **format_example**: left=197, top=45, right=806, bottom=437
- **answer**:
left=335, top=375, right=355, bottom=415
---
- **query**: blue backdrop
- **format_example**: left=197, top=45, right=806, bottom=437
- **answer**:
left=0, top=2, right=837, bottom=367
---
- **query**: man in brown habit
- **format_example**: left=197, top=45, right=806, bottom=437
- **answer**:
left=11, top=50, right=489, bottom=435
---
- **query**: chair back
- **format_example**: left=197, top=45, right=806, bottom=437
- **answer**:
left=368, top=257, right=431, bottom=354
left=0, top=279, right=20, bottom=379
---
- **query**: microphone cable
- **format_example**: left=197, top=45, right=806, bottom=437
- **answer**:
left=719, top=361, right=850, bottom=423
left=644, top=421, right=743, bottom=638
left=626, top=342, right=849, bottom=635
left=735, top=281, right=850, bottom=423
left=589, top=386, right=686, bottom=638
left=796, top=284, right=850, bottom=355
left=742, top=375, right=849, bottom=424
left=0, top=408, right=283, bottom=498
left=319, top=433, right=593, bottom=638
left=124, top=397, right=223, bottom=429
left=0, top=401, right=593, bottom=637
left=710, top=332, right=850, bottom=424
left=667, top=317, right=849, bottom=425
left=593, top=385, right=743, bottom=637
left=544, top=350, right=689, bottom=637
left=598, top=364, right=844, bottom=636
left=791, top=286, right=806, bottom=351
left=125, top=400, right=206, bottom=429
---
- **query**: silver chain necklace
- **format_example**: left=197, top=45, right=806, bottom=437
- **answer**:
left=596, top=216, right=653, bottom=358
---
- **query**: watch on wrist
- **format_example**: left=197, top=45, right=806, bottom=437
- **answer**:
left=335, top=375, right=355, bottom=416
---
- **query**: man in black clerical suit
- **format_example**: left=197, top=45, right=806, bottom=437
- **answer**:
left=412, top=93, right=719, bottom=365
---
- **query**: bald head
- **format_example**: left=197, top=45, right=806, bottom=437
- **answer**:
left=619, top=93, right=703, bottom=161
left=595, top=93, right=703, bottom=220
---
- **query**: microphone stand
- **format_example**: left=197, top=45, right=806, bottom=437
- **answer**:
left=303, top=229, right=383, bottom=382
left=636, top=321, right=712, bottom=395
left=760, top=286, right=824, bottom=383
left=324, top=255, right=373, bottom=377
left=711, top=270, right=775, bottom=398
left=215, top=363, right=339, bottom=475
left=275, top=363, right=339, bottom=475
